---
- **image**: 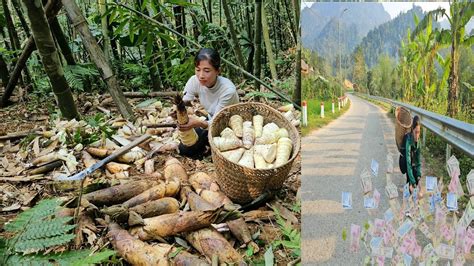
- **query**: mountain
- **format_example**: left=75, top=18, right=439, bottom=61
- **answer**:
left=354, top=6, right=427, bottom=68
left=302, top=2, right=391, bottom=51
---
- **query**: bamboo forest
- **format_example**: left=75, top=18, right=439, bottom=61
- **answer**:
left=0, top=0, right=302, bottom=265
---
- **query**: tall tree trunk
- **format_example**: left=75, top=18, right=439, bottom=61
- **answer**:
left=222, top=0, right=245, bottom=68
left=244, top=0, right=252, bottom=41
left=99, top=0, right=112, bottom=63
left=292, top=0, right=300, bottom=106
left=49, top=17, right=76, bottom=65
left=22, top=0, right=80, bottom=119
left=2, top=0, right=21, bottom=50
left=173, top=5, right=185, bottom=46
left=208, top=0, right=212, bottom=23
left=1, top=28, right=11, bottom=50
left=61, top=0, right=134, bottom=120
left=155, top=11, right=170, bottom=87
left=447, top=30, right=459, bottom=117
left=261, top=2, right=277, bottom=80
left=11, top=0, right=31, bottom=37
left=0, top=55, right=9, bottom=86
left=1, top=0, right=61, bottom=107
left=284, top=0, right=296, bottom=45
left=201, top=0, right=209, bottom=22
left=253, top=0, right=262, bottom=92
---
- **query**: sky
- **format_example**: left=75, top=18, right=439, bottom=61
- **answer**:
left=381, top=2, right=450, bottom=19
left=301, top=2, right=452, bottom=19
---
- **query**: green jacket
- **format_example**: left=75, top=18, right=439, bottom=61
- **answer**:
left=405, top=133, right=421, bottom=185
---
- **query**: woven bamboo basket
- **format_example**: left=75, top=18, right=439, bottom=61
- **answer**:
left=208, top=102, right=300, bottom=203
left=395, top=106, right=412, bottom=152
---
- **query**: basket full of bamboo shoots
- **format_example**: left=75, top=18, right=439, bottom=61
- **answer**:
left=208, top=102, right=300, bottom=203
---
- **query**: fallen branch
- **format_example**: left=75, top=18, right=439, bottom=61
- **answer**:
left=28, top=160, right=63, bottom=175
left=0, top=130, right=40, bottom=141
left=0, top=174, right=47, bottom=182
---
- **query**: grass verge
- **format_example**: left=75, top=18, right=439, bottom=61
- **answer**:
left=301, top=98, right=350, bottom=136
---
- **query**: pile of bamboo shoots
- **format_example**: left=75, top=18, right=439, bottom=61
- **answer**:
left=277, top=103, right=301, bottom=127
left=214, top=112, right=294, bottom=169
left=80, top=157, right=262, bottom=265
left=0, top=98, right=301, bottom=265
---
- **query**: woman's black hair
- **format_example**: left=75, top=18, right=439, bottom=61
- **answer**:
left=194, top=48, right=221, bottom=70
left=412, top=115, right=420, bottom=130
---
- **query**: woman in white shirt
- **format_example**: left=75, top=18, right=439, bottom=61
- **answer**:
left=178, top=48, right=239, bottom=158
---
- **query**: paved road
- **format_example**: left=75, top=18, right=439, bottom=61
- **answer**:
left=301, top=94, right=403, bottom=265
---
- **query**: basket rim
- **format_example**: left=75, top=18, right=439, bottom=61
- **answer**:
left=208, top=101, right=301, bottom=171
left=395, top=106, right=412, bottom=128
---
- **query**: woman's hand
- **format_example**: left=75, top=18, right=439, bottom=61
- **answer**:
left=178, top=117, right=207, bottom=131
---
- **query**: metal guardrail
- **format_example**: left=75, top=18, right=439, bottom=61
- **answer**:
left=355, top=93, right=474, bottom=159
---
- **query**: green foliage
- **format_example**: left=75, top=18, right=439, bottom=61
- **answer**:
left=245, top=244, right=255, bottom=257
left=74, top=113, right=116, bottom=145
left=290, top=199, right=301, bottom=213
left=0, top=198, right=115, bottom=265
left=4, top=198, right=62, bottom=233
left=245, top=91, right=278, bottom=100
left=271, top=208, right=300, bottom=258
left=64, top=64, right=101, bottom=92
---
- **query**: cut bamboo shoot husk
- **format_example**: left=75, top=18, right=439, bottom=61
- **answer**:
left=84, top=180, right=159, bottom=206
left=292, top=119, right=301, bottom=127
left=227, top=217, right=258, bottom=252
left=242, top=121, right=254, bottom=149
left=220, top=127, right=237, bottom=139
left=189, top=172, right=220, bottom=193
left=86, top=147, right=112, bottom=158
left=129, top=197, right=179, bottom=219
left=185, top=228, right=244, bottom=264
left=221, top=148, right=245, bottom=163
left=283, top=110, right=295, bottom=121
left=105, top=162, right=131, bottom=174
left=108, top=222, right=208, bottom=266
left=187, top=190, right=218, bottom=211
left=262, top=122, right=279, bottom=135
left=254, top=144, right=277, bottom=163
left=199, top=190, right=233, bottom=208
left=277, top=128, right=289, bottom=138
left=238, top=149, right=254, bottom=168
left=278, top=103, right=294, bottom=112
left=117, top=150, right=146, bottom=163
left=130, top=209, right=220, bottom=241
left=81, top=151, right=97, bottom=168
left=229, top=115, right=243, bottom=137
left=275, top=137, right=293, bottom=167
left=213, top=136, right=242, bottom=152
left=254, top=152, right=268, bottom=169
left=175, top=94, right=198, bottom=146
left=253, top=115, right=264, bottom=138
left=144, top=159, right=154, bottom=174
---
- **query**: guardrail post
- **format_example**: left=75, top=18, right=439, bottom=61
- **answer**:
left=302, top=100, right=308, bottom=127
left=320, top=102, right=325, bottom=118
left=332, top=100, right=335, bottom=114
left=446, top=144, right=451, bottom=163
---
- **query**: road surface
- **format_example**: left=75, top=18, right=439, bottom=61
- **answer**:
left=301, top=94, right=403, bottom=265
